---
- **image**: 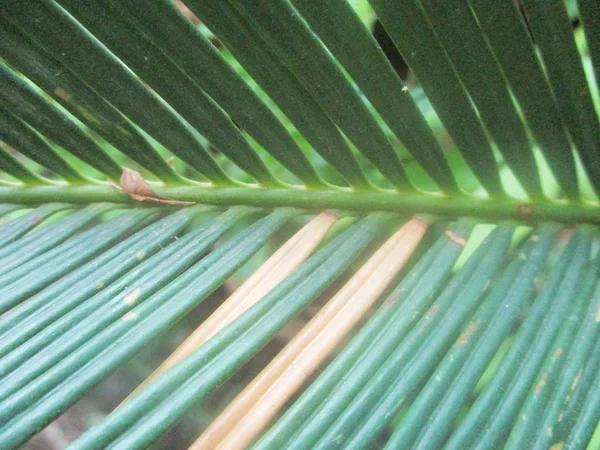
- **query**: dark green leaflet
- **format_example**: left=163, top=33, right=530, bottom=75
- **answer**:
left=184, top=0, right=371, bottom=189
left=467, top=0, right=579, bottom=199
left=520, top=0, right=600, bottom=195
left=118, top=0, right=326, bottom=189
left=0, top=146, right=47, bottom=185
left=290, top=0, right=459, bottom=194
left=418, top=0, right=543, bottom=199
left=224, top=0, right=413, bottom=191
left=0, top=64, right=122, bottom=181
left=577, top=0, right=600, bottom=95
left=368, top=0, right=504, bottom=197
left=2, top=0, right=232, bottom=185
left=0, top=19, right=179, bottom=184
left=57, top=0, right=278, bottom=188
left=0, top=106, right=87, bottom=184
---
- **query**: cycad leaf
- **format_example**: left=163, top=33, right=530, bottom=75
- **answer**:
left=0, top=0, right=600, bottom=449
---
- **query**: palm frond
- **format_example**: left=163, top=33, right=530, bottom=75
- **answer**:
left=0, top=0, right=600, bottom=448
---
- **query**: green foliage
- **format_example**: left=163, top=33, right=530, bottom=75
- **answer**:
left=0, top=0, right=599, bottom=448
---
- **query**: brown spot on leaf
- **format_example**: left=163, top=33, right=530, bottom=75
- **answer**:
left=517, top=203, right=534, bottom=220
left=581, top=85, right=589, bottom=96
left=445, top=230, right=466, bottom=246
left=124, top=288, right=141, bottom=306
left=386, top=294, right=401, bottom=308
left=427, top=304, right=440, bottom=317
left=535, top=373, right=548, bottom=393
left=174, top=0, right=200, bottom=24
left=112, top=168, right=194, bottom=205
left=595, top=302, right=600, bottom=322
left=457, top=322, right=479, bottom=344
left=552, top=348, right=563, bottom=360
left=122, top=311, right=139, bottom=322
left=31, top=216, right=42, bottom=226
left=54, top=87, right=71, bottom=102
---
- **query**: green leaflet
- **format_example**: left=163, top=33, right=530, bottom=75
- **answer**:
left=0, top=21, right=179, bottom=184
left=0, top=64, right=122, bottom=181
left=290, top=0, right=458, bottom=194
left=531, top=278, right=600, bottom=449
left=418, top=0, right=543, bottom=199
left=66, top=213, right=388, bottom=450
left=254, top=220, right=478, bottom=450
left=0, top=209, right=292, bottom=449
left=557, top=333, right=600, bottom=439
left=368, top=0, right=504, bottom=197
left=184, top=0, right=370, bottom=190
left=0, top=206, right=154, bottom=314
left=0, top=207, right=249, bottom=397
left=467, top=0, right=579, bottom=199
left=0, top=1, right=600, bottom=448
left=0, top=204, right=23, bottom=218
left=445, top=230, right=592, bottom=449
left=468, top=261, right=598, bottom=449
left=0, top=203, right=71, bottom=248
left=0, top=206, right=214, bottom=354
left=118, top=0, right=326, bottom=189
left=520, top=0, right=600, bottom=195
left=0, top=107, right=86, bottom=184
left=563, top=345, right=600, bottom=449
left=0, top=204, right=116, bottom=275
left=57, top=0, right=278, bottom=188
left=505, top=257, right=600, bottom=449
left=2, top=0, right=232, bottom=185
left=387, top=227, right=556, bottom=450
left=318, top=227, right=554, bottom=449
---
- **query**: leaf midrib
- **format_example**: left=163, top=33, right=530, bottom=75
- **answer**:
left=1, top=185, right=599, bottom=225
